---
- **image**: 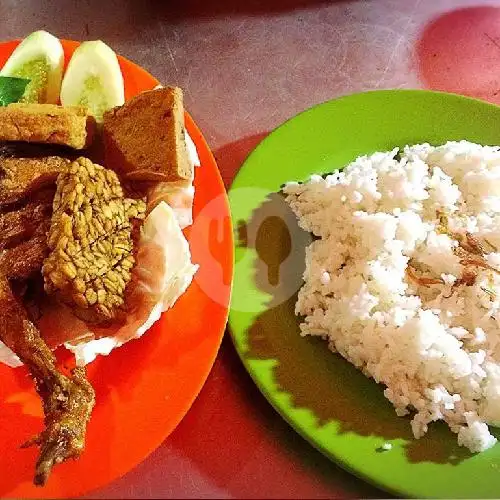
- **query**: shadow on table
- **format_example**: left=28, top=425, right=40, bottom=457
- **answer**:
left=213, top=132, right=270, bottom=189
left=417, top=5, right=500, bottom=105
left=238, top=192, right=472, bottom=467
left=165, top=336, right=387, bottom=499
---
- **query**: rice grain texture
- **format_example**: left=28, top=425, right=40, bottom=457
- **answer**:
left=283, top=140, right=500, bottom=452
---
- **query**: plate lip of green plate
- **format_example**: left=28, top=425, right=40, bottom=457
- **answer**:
left=231, top=88, right=500, bottom=189
left=227, top=88, right=500, bottom=499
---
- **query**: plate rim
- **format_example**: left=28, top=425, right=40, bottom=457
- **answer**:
left=0, top=38, right=234, bottom=498
left=232, top=88, right=500, bottom=180
left=227, top=88, right=500, bottom=499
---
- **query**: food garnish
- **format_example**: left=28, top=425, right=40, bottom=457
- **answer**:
left=0, top=30, right=64, bottom=104
left=0, top=76, right=30, bottom=106
left=406, top=261, right=444, bottom=287
left=424, top=211, right=500, bottom=291
left=61, top=41, right=125, bottom=122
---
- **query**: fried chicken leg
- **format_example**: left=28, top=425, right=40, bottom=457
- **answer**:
left=0, top=277, right=95, bottom=486
left=0, top=143, right=97, bottom=485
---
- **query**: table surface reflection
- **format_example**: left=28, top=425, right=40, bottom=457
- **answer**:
left=3, top=0, right=499, bottom=497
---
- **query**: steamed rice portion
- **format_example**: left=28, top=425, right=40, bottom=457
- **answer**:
left=283, top=140, right=500, bottom=453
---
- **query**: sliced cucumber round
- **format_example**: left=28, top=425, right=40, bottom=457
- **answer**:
left=60, top=40, right=125, bottom=123
left=0, top=30, right=64, bottom=104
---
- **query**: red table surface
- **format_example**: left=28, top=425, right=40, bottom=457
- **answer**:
left=3, top=0, right=500, bottom=497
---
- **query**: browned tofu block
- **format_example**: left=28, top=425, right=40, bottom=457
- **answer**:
left=103, top=87, right=192, bottom=183
left=0, top=103, right=96, bottom=149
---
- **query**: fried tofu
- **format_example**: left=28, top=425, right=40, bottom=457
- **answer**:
left=103, top=87, right=192, bottom=183
left=0, top=103, right=96, bottom=149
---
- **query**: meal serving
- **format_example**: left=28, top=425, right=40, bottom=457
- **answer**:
left=284, top=140, right=500, bottom=454
left=0, top=31, right=199, bottom=485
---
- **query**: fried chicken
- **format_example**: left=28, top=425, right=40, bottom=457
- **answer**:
left=0, top=198, right=52, bottom=250
left=0, top=155, right=146, bottom=485
left=0, top=155, right=69, bottom=207
left=0, top=277, right=95, bottom=486
left=0, top=99, right=149, bottom=486
left=3, top=222, right=51, bottom=281
left=0, top=154, right=96, bottom=486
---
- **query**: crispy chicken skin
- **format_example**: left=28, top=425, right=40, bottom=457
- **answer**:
left=0, top=155, right=69, bottom=207
left=3, top=222, right=51, bottom=280
left=0, top=198, right=52, bottom=250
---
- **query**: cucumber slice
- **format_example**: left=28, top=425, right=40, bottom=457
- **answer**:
left=0, top=30, right=64, bottom=104
left=60, top=40, right=125, bottom=123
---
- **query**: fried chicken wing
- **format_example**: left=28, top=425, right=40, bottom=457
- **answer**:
left=0, top=277, right=95, bottom=486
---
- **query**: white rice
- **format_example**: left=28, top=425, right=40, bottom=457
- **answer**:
left=283, top=140, right=500, bottom=453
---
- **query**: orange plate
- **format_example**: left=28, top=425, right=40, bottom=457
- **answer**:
left=0, top=40, right=233, bottom=498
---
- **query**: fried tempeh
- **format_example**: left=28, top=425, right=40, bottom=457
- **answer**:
left=43, top=157, right=146, bottom=324
left=0, top=103, right=96, bottom=149
left=0, top=277, right=95, bottom=486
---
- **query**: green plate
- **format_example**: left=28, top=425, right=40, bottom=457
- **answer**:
left=228, top=89, right=500, bottom=499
